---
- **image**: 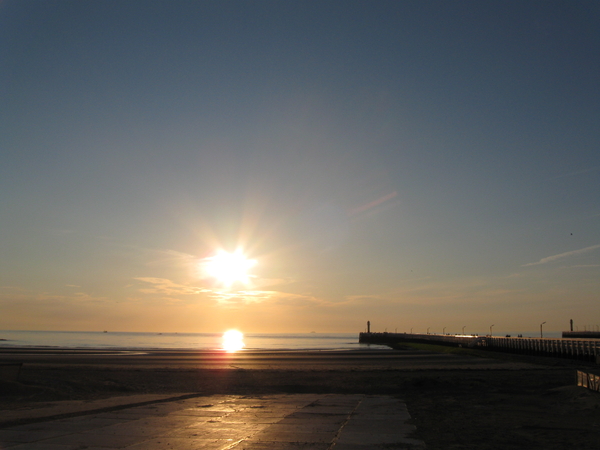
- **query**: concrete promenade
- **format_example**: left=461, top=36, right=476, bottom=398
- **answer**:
left=0, top=393, right=425, bottom=450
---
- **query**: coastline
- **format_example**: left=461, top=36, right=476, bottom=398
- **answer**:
left=1, top=346, right=599, bottom=449
left=0, top=330, right=362, bottom=352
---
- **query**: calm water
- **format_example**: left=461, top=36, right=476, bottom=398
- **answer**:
left=0, top=330, right=563, bottom=350
left=0, top=330, right=370, bottom=351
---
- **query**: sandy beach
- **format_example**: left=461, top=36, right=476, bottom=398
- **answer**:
left=1, top=345, right=599, bottom=449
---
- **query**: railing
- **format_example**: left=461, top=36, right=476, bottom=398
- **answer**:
left=359, top=332, right=600, bottom=363
left=486, top=336, right=600, bottom=362
left=563, top=331, right=600, bottom=339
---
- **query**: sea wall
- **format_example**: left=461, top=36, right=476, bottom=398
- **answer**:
left=359, top=332, right=600, bottom=363
left=359, top=332, right=485, bottom=348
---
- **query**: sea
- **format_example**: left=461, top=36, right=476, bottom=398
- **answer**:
left=0, top=329, right=562, bottom=351
left=0, top=330, right=369, bottom=351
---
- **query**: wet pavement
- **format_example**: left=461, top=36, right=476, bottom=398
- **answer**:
left=0, top=394, right=425, bottom=449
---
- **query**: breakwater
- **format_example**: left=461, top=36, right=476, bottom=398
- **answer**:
left=359, top=332, right=600, bottom=363
left=359, top=332, right=486, bottom=348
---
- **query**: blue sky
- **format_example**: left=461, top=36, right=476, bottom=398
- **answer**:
left=1, top=0, right=599, bottom=334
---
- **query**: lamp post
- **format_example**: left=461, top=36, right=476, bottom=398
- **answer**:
left=462, top=326, right=466, bottom=335
left=427, top=327, right=430, bottom=335
left=540, top=321, right=546, bottom=338
left=410, top=327, right=413, bottom=334
left=490, top=324, right=494, bottom=337
left=443, top=327, right=446, bottom=335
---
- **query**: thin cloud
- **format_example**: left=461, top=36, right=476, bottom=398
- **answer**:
left=208, top=288, right=326, bottom=308
left=0, top=288, right=108, bottom=305
left=134, top=277, right=309, bottom=306
left=522, top=244, right=600, bottom=267
left=252, top=277, right=295, bottom=288
left=349, top=191, right=398, bottom=216
left=134, top=277, right=211, bottom=295
left=89, top=239, right=199, bottom=269
left=554, top=166, right=600, bottom=179
left=345, top=294, right=384, bottom=302
left=210, top=290, right=277, bottom=306
left=271, top=292, right=326, bottom=307
left=1, top=285, right=27, bottom=291
left=51, top=229, right=76, bottom=236
left=143, top=249, right=197, bottom=267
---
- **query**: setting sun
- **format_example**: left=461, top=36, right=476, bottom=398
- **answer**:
left=222, top=329, right=245, bottom=352
left=203, top=249, right=257, bottom=287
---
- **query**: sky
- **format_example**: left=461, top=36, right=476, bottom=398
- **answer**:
left=1, top=0, right=599, bottom=335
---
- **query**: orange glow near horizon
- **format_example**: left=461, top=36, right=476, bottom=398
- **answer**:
left=222, top=329, right=245, bottom=352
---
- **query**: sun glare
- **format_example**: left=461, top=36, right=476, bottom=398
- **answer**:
left=204, top=249, right=257, bottom=287
left=222, top=329, right=245, bottom=352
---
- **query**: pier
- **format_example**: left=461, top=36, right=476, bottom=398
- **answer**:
left=359, top=332, right=486, bottom=348
left=562, top=331, right=600, bottom=339
left=359, top=332, right=600, bottom=363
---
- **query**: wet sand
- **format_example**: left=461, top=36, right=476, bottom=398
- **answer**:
left=1, top=346, right=599, bottom=449
left=0, top=347, right=541, bottom=370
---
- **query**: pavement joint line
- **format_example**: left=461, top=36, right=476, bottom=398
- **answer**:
left=222, top=437, right=247, bottom=449
left=326, top=395, right=363, bottom=450
left=0, top=392, right=206, bottom=429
